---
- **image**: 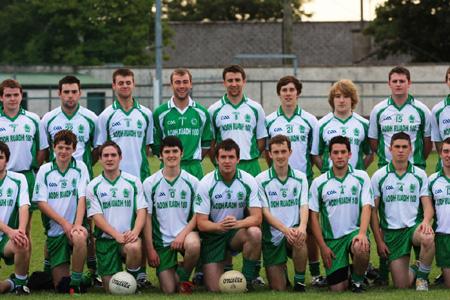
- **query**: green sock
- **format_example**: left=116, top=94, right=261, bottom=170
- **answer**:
left=69, top=270, right=83, bottom=287
left=176, top=266, right=192, bottom=283
left=242, top=258, right=258, bottom=283
left=378, top=257, right=390, bottom=280
left=14, top=274, right=28, bottom=287
left=44, top=258, right=52, bottom=276
left=253, top=260, right=261, bottom=277
left=195, top=259, right=202, bottom=273
left=224, top=263, right=234, bottom=272
left=308, top=261, right=320, bottom=277
left=294, top=270, right=305, bottom=284
left=351, top=272, right=365, bottom=284
left=417, top=261, right=431, bottom=281
left=86, top=256, right=97, bottom=272
left=127, top=267, right=141, bottom=280
left=409, top=262, right=419, bottom=279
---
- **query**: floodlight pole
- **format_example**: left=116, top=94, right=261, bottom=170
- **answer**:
left=155, top=0, right=163, bottom=107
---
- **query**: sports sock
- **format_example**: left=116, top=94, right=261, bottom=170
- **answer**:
left=242, top=258, right=258, bottom=283
left=69, top=270, right=83, bottom=287
left=294, top=270, right=305, bottom=284
left=137, top=267, right=146, bottom=280
left=14, top=274, right=28, bottom=287
left=43, top=258, right=52, bottom=276
left=308, top=261, right=320, bottom=277
left=177, top=266, right=192, bottom=283
left=224, top=263, right=234, bottom=272
left=127, top=267, right=141, bottom=280
left=378, top=257, right=390, bottom=280
left=417, top=261, right=431, bottom=281
left=86, top=256, right=97, bottom=272
left=351, top=271, right=365, bottom=284
left=253, top=260, right=261, bottom=277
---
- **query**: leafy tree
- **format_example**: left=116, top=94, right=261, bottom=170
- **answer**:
left=364, top=0, right=450, bottom=62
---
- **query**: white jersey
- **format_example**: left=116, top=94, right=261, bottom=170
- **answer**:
left=42, top=105, right=98, bottom=178
left=143, top=169, right=199, bottom=248
left=256, top=166, right=308, bottom=246
left=0, top=107, right=48, bottom=172
left=428, top=171, right=450, bottom=234
left=0, top=171, right=29, bottom=242
left=371, top=162, right=429, bottom=230
left=309, top=166, right=374, bottom=239
left=369, top=95, right=431, bottom=169
left=194, top=169, right=261, bottom=233
left=96, top=99, right=153, bottom=180
left=431, top=95, right=450, bottom=143
left=209, top=94, right=267, bottom=160
left=86, top=171, right=148, bottom=239
left=33, top=159, right=89, bottom=237
left=311, top=112, right=371, bottom=172
left=266, top=106, right=317, bottom=179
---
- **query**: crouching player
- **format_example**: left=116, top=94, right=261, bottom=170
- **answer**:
left=256, top=135, right=309, bottom=291
left=33, top=130, right=89, bottom=294
left=143, top=136, right=200, bottom=294
left=0, top=142, right=31, bottom=295
left=309, top=136, right=373, bottom=292
left=86, top=141, right=147, bottom=293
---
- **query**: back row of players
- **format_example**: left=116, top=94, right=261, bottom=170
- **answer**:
left=0, top=65, right=449, bottom=294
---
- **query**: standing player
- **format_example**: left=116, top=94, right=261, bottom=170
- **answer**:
left=429, top=137, right=450, bottom=288
left=194, top=139, right=262, bottom=292
left=311, top=79, right=373, bottom=173
left=143, top=136, right=200, bottom=294
left=152, top=68, right=213, bottom=180
left=309, top=136, right=373, bottom=292
left=371, top=132, right=435, bottom=291
left=0, top=142, right=31, bottom=295
left=86, top=141, right=147, bottom=293
left=33, top=130, right=89, bottom=295
left=256, top=135, right=309, bottom=291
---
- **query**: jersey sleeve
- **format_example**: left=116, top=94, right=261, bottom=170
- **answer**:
left=422, top=104, right=432, bottom=138
left=255, top=175, right=268, bottom=208
left=143, top=179, right=154, bottom=214
left=194, top=180, right=211, bottom=215
left=299, top=174, right=309, bottom=207
left=77, top=163, right=89, bottom=198
left=32, top=168, right=48, bottom=203
left=95, top=111, right=108, bottom=147
left=419, top=171, right=430, bottom=197
left=247, top=175, right=262, bottom=208
left=368, top=106, right=379, bottom=140
left=201, top=108, right=214, bottom=148
left=360, top=172, right=375, bottom=207
left=310, top=122, right=322, bottom=155
left=134, top=180, right=148, bottom=211
left=18, top=174, right=30, bottom=207
left=145, top=110, right=154, bottom=146
left=255, top=104, right=268, bottom=140
left=151, top=109, right=163, bottom=157
left=38, top=117, right=49, bottom=150
left=86, top=182, right=102, bottom=218
left=371, top=171, right=382, bottom=199
left=308, top=179, right=319, bottom=212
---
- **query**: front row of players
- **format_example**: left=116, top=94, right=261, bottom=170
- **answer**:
left=0, top=130, right=447, bottom=294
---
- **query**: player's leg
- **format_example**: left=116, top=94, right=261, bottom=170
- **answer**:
left=265, top=263, right=286, bottom=290
left=203, top=261, right=225, bottom=292
left=101, top=275, right=113, bottom=293
left=412, top=226, right=435, bottom=289
left=157, top=267, right=178, bottom=293
left=3, top=239, right=31, bottom=294
left=306, top=229, right=323, bottom=286
left=179, top=232, right=200, bottom=284
left=122, top=239, right=143, bottom=282
left=327, top=267, right=348, bottom=291
left=350, top=239, right=369, bottom=292
left=69, top=231, right=87, bottom=293
left=389, top=256, right=410, bottom=289
left=52, top=263, right=71, bottom=288
left=0, top=280, right=13, bottom=294
left=442, top=268, right=450, bottom=288
left=291, top=241, right=307, bottom=291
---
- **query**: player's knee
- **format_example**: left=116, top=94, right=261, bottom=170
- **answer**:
left=185, top=238, right=201, bottom=254
left=420, top=233, right=435, bottom=249
left=72, top=231, right=87, bottom=246
left=124, top=240, right=142, bottom=255
left=246, top=226, right=262, bottom=243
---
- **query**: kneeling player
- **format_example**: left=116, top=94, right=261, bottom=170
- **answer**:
left=86, top=141, right=147, bottom=293
left=256, top=135, right=309, bottom=291
left=310, top=136, right=373, bottom=292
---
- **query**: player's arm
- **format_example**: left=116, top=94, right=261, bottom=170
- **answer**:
left=91, top=147, right=99, bottom=165
left=172, top=214, right=197, bottom=251
left=208, top=139, right=216, bottom=165
left=264, top=150, right=272, bottom=167
left=196, top=213, right=222, bottom=232
left=0, top=204, right=29, bottom=249
left=363, top=153, right=374, bottom=169
left=38, top=202, right=75, bottom=241
left=36, top=148, right=48, bottom=166
left=262, top=207, right=292, bottom=239
left=92, top=213, right=126, bottom=244
left=142, top=213, right=160, bottom=267
left=370, top=197, right=390, bottom=259
left=71, top=196, right=88, bottom=236
left=423, top=137, right=433, bottom=160
left=435, top=142, right=442, bottom=154
left=369, top=138, right=378, bottom=153
left=125, top=208, right=147, bottom=243
left=295, top=204, right=309, bottom=245
left=309, top=210, right=335, bottom=270
left=418, top=195, right=434, bottom=234
left=352, top=204, right=371, bottom=252
left=311, top=155, right=323, bottom=171
left=201, top=148, right=210, bottom=160
left=257, top=138, right=266, bottom=155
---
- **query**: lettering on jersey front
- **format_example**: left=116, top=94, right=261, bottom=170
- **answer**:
left=0, top=134, right=33, bottom=143
left=102, top=199, right=132, bottom=209
left=385, top=195, right=417, bottom=203
left=435, top=198, right=450, bottom=206
left=65, top=123, right=73, bottom=131
left=113, top=130, right=142, bottom=138
left=0, top=199, right=13, bottom=207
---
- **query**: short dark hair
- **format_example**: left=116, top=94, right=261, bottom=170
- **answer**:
left=268, top=135, right=291, bottom=151
left=53, top=130, right=77, bottom=149
left=0, top=141, right=10, bottom=162
left=390, top=132, right=411, bottom=146
left=389, top=66, right=411, bottom=81
left=160, top=136, right=183, bottom=153
left=113, top=68, right=135, bottom=83
left=276, top=76, right=302, bottom=96
left=0, top=79, right=23, bottom=96
left=441, top=137, right=450, bottom=152
left=329, top=136, right=351, bottom=153
left=170, top=68, right=192, bottom=82
left=222, top=64, right=246, bottom=81
left=99, top=141, right=122, bottom=157
left=446, top=67, right=450, bottom=82
left=59, top=76, right=80, bottom=92
left=215, top=138, right=240, bottom=159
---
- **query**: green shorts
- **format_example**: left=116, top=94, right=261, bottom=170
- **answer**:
left=19, top=170, right=37, bottom=212
left=384, top=223, right=419, bottom=262
left=262, top=237, right=291, bottom=268
left=237, top=159, right=261, bottom=177
left=47, top=234, right=72, bottom=269
left=181, top=160, right=203, bottom=180
left=435, top=234, right=450, bottom=268
left=95, top=239, right=125, bottom=276
left=155, top=245, right=179, bottom=274
left=199, top=229, right=238, bottom=264
left=0, top=236, right=14, bottom=266
left=324, top=229, right=360, bottom=276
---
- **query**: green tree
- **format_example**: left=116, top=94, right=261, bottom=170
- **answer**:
left=164, top=0, right=311, bottom=21
left=364, top=0, right=450, bottom=62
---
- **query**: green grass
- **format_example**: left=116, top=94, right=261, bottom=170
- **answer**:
left=0, top=154, right=447, bottom=298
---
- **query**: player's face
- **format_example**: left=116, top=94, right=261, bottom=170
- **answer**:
left=223, top=72, right=246, bottom=99
left=329, top=144, right=351, bottom=170
left=170, top=73, right=192, bottom=102
left=389, top=139, right=412, bottom=163
left=112, top=75, right=135, bottom=100
left=217, top=148, right=239, bottom=176
left=333, top=90, right=352, bottom=115
left=388, top=73, right=411, bottom=98
left=0, top=88, right=22, bottom=112
left=59, top=83, right=81, bottom=110
left=279, top=82, right=299, bottom=109
left=53, top=141, right=76, bottom=164
left=160, top=146, right=183, bottom=168
left=440, top=143, right=450, bottom=168
left=100, top=146, right=122, bottom=172
left=0, top=151, right=7, bottom=174
left=269, top=142, right=292, bottom=169
left=446, top=73, right=450, bottom=90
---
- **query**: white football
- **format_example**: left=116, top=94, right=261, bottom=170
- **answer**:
left=109, top=271, right=137, bottom=295
left=218, top=270, right=247, bottom=293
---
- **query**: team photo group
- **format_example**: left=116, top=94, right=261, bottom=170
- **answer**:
left=0, top=64, right=449, bottom=295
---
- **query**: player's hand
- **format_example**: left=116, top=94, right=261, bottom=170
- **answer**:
left=285, top=228, right=298, bottom=245
left=71, top=225, right=88, bottom=237
left=352, top=233, right=370, bottom=252
left=376, top=241, right=390, bottom=260
left=147, top=248, right=160, bottom=268
left=114, top=233, right=126, bottom=244
left=62, top=221, right=74, bottom=242
left=123, top=231, right=138, bottom=243
left=221, top=215, right=237, bottom=231
left=320, top=246, right=336, bottom=270
left=171, top=233, right=185, bottom=251
left=417, top=222, right=434, bottom=235
left=294, top=226, right=307, bottom=246
left=9, top=229, right=29, bottom=250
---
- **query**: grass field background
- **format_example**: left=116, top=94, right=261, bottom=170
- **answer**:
left=0, top=153, right=448, bottom=299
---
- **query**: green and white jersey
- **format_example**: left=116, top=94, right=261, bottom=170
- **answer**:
left=311, top=112, right=371, bottom=172
left=96, top=99, right=153, bottom=181
left=0, top=107, right=48, bottom=172
left=32, top=158, right=89, bottom=237
left=152, top=97, right=213, bottom=161
left=431, top=95, right=450, bottom=143
left=428, top=171, right=450, bottom=234
left=0, top=171, right=29, bottom=242
left=194, top=169, right=261, bottom=233
left=209, top=94, right=267, bottom=161
left=86, top=171, right=148, bottom=239
left=266, top=106, right=317, bottom=178
left=369, top=95, right=431, bottom=169
left=143, top=169, right=199, bottom=248
left=309, top=166, right=374, bottom=240
left=42, top=105, right=97, bottom=179
left=256, top=166, right=308, bottom=246
left=371, top=162, right=429, bottom=231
